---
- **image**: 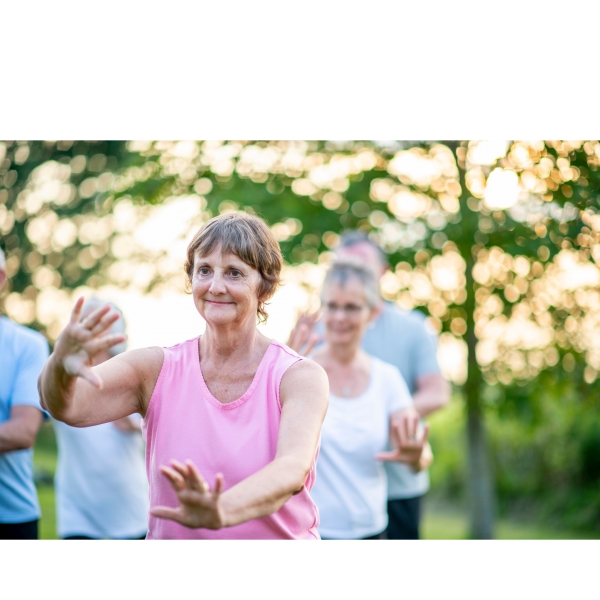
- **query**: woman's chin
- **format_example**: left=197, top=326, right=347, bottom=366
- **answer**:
left=328, top=333, right=358, bottom=346
left=202, top=306, right=237, bottom=323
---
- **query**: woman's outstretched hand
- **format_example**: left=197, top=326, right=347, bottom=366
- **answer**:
left=376, top=411, right=432, bottom=472
left=54, top=297, right=126, bottom=389
left=150, top=459, right=227, bottom=530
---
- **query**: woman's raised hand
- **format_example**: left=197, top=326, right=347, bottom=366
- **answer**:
left=150, top=459, right=226, bottom=530
left=376, top=410, right=431, bottom=471
left=54, top=297, right=126, bottom=389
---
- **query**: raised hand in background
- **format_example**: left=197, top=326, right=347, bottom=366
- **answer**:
left=286, top=310, right=322, bottom=357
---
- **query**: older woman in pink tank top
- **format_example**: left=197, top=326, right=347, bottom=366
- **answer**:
left=38, top=212, right=329, bottom=539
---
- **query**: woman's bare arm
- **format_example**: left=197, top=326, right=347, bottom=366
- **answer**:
left=150, top=358, right=329, bottom=529
left=38, top=298, right=163, bottom=427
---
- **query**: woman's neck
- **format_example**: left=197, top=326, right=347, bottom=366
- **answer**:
left=200, top=320, right=265, bottom=364
left=325, top=340, right=362, bottom=366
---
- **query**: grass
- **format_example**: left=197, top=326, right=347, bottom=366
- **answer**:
left=421, top=504, right=600, bottom=540
left=37, top=485, right=57, bottom=540
left=32, top=422, right=600, bottom=541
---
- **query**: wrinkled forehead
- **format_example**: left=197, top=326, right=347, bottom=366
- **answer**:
left=193, top=243, right=254, bottom=269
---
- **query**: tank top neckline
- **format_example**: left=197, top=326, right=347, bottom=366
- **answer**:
left=194, top=337, right=277, bottom=410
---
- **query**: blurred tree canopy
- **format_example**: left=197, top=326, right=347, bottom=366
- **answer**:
left=2, top=139, right=600, bottom=537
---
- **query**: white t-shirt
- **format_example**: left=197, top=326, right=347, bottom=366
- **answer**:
left=310, top=356, right=413, bottom=539
left=53, top=416, right=149, bottom=539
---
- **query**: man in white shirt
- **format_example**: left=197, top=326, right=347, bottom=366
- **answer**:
left=52, top=297, right=149, bottom=540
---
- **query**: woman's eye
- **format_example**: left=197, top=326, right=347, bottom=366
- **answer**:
left=230, top=270, right=242, bottom=277
left=198, top=267, right=210, bottom=275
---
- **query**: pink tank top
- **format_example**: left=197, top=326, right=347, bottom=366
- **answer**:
left=142, top=337, right=320, bottom=540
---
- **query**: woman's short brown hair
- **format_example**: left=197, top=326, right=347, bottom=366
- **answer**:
left=184, top=212, right=283, bottom=323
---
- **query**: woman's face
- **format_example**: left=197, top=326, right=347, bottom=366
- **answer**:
left=322, top=277, right=375, bottom=347
left=191, top=244, right=263, bottom=328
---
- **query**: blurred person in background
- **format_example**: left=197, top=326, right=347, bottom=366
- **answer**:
left=52, top=297, right=148, bottom=540
left=0, top=246, right=49, bottom=539
left=39, top=212, right=328, bottom=540
left=308, top=260, right=432, bottom=539
left=288, top=230, right=450, bottom=539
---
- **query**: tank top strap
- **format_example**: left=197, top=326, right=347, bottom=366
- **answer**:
left=257, top=340, right=303, bottom=407
left=145, top=338, right=199, bottom=421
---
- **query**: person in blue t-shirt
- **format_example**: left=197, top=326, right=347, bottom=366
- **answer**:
left=288, top=231, right=450, bottom=539
left=0, top=246, right=50, bottom=539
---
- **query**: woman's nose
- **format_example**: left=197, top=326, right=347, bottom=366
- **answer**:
left=209, top=272, right=227, bottom=294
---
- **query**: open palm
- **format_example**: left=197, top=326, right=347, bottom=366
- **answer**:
left=55, top=297, right=126, bottom=388
left=376, top=411, right=430, bottom=466
left=150, top=459, right=226, bottom=530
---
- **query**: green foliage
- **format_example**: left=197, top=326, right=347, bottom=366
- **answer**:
left=431, top=378, right=600, bottom=534
left=4, top=139, right=600, bottom=535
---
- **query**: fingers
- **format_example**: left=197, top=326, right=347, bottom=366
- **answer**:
left=70, top=297, right=85, bottom=324
left=161, top=459, right=222, bottom=496
left=288, top=323, right=309, bottom=352
left=395, top=418, right=409, bottom=449
left=171, top=459, right=211, bottom=494
left=184, top=460, right=210, bottom=493
left=302, top=332, right=322, bottom=357
left=213, top=473, right=224, bottom=495
left=79, top=366, right=104, bottom=389
left=89, top=311, right=121, bottom=337
left=149, top=505, right=186, bottom=524
left=375, top=450, right=399, bottom=462
left=405, top=412, right=419, bottom=441
left=71, top=299, right=123, bottom=343
left=420, top=422, right=430, bottom=445
left=80, top=304, right=112, bottom=329
left=160, top=465, right=186, bottom=492
left=304, top=310, right=321, bottom=326
left=85, top=333, right=127, bottom=355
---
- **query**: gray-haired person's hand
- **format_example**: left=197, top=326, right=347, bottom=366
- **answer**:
left=53, top=297, right=127, bottom=389
left=286, top=310, right=322, bottom=357
left=376, top=410, right=432, bottom=472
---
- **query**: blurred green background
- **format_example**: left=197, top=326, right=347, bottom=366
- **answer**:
left=3, top=140, right=600, bottom=539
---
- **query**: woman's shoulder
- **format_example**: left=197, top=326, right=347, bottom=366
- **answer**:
left=163, top=337, right=199, bottom=353
left=279, top=354, right=328, bottom=408
left=117, top=346, right=165, bottom=376
left=268, top=339, right=302, bottom=360
left=268, top=340, right=328, bottom=377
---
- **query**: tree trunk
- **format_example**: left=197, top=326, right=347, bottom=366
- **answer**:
left=464, top=258, right=495, bottom=539
left=450, top=139, right=496, bottom=539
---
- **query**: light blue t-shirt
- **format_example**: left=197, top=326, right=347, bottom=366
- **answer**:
left=361, top=303, right=441, bottom=500
left=0, top=316, right=49, bottom=524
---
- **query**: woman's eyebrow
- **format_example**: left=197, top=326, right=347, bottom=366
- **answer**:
left=195, top=258, right=247, bottom=270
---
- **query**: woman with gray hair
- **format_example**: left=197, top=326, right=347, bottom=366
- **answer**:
left=39, top=212, right=328, bottom=539
left=307, top=259, right=432, bottom=540
left=51, top=297, right=149, bottom=539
